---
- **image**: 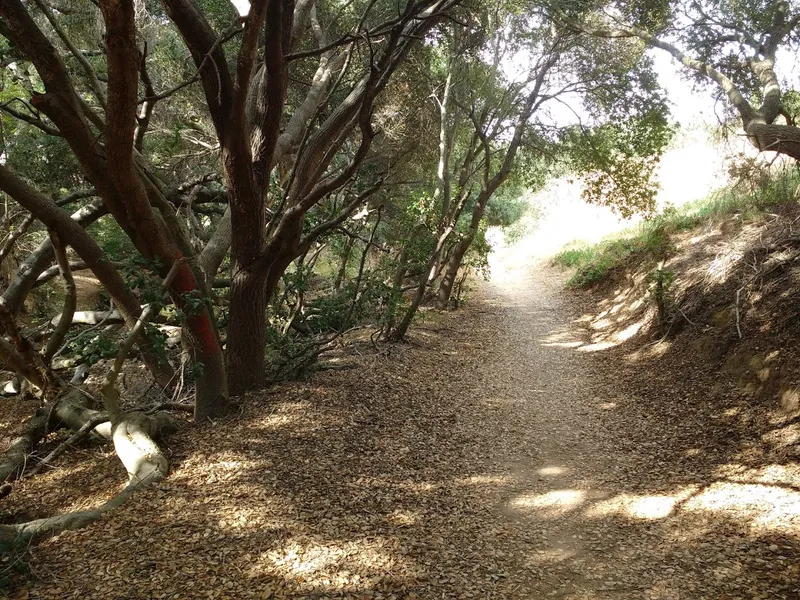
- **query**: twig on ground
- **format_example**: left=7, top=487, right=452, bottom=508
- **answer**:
left=26, top=413, right=109, bottom=478
left=735, top=287, right=743, bottom=338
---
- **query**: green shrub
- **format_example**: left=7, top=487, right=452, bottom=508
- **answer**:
left=553, top=245, right=598, bottom=268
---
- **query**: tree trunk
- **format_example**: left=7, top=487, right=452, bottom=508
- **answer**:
left=171, top=260, right=229, bottom=419
left=382, top=241, right=411, bottom=336
left=745, top=120, right=800, bottom=159
left=390, top=226, right=453, bottom=341
left=334, top=236, right=355, bottom=290
left=437, top=234, right=472, bottom=310
left=436, top=190, right=490, bottom=310
left=100, top=0, right=228, bottom=417
left=226, top=268, right=268, bottom=396
left=223, top=157, right=269, bottom=396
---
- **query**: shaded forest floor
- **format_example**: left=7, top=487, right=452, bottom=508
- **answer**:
left=3, top=247, right=800, bottom=598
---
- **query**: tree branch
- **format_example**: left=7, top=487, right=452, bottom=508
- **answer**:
left=42, top=230, right=76, bottom=363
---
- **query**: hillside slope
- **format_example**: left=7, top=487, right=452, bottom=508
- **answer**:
left=555, top=196, right=800, bottom=475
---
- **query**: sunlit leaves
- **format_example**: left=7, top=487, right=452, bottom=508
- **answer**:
left=563, top=109, right=674, bottom=217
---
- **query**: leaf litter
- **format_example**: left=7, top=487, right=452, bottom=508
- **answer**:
left=1, top=258, right=799, bottom=599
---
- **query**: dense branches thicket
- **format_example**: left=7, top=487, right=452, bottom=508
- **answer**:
left=2, top=0, right=796, bottom=551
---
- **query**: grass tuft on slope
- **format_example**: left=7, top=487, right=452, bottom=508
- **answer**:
left=554, top=168, right=800, bottom=287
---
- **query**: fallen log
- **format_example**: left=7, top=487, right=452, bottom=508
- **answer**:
left=0, top=411, right=175, bottom=545
left=0, top=261, right=182, bottom=546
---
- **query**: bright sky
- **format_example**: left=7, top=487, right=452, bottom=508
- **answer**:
left=650, top=50, right=717, bottom=126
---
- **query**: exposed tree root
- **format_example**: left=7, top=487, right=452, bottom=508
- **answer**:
left=0, top=409, right=176, bottom=545
left=25, top=413, right=110, bottom=479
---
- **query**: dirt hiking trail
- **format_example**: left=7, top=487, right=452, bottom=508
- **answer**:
left=12, top=249, right=800, bottom=599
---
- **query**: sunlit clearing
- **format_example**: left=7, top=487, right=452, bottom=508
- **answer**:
left=586, top=488, right=699, bottom=521
left=538, top=466, right=569, bottom=476
left=509, top=489, right=586, bottom=517
left=599, top=402, right=617, bottom=410
left=488, top=178, right=635, bottom=273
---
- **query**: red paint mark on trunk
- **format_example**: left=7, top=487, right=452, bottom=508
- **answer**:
left=170, top=254, right=220, bottom=357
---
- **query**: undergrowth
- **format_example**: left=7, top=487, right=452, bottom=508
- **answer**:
left=554, top=165, right=800, bottom=287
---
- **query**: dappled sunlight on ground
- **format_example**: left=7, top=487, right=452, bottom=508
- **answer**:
left=585, top=489, right=695, bottom=521
left=684, top=480, right=800, bottom=532
left=505, top=473, right=800, bottom=531
left=509, top=489, right=587, bottom=518
left=6, top=228, right=800, bottom=597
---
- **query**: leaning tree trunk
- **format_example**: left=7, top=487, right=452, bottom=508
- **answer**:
left=745, top=119, right=800, bottom=159
left=390, top=224, right=454, bottom=342
left=100, top=0, right=228, bottom=419
left=436, top=234, right=474, bottom=310
left=436, top=192, right=489, bottom=311
left=2, top=201, right=106, bottom=315
left=0, top=166, right=177, bottom=391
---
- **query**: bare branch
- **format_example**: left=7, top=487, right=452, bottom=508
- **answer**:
left=30, top=0, right=107, bottom=109
left=0, top=213, right=36, bottom=266
left=42, top=230, right=76, bottom=363
left=101, top=258, right=184, bottom=421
